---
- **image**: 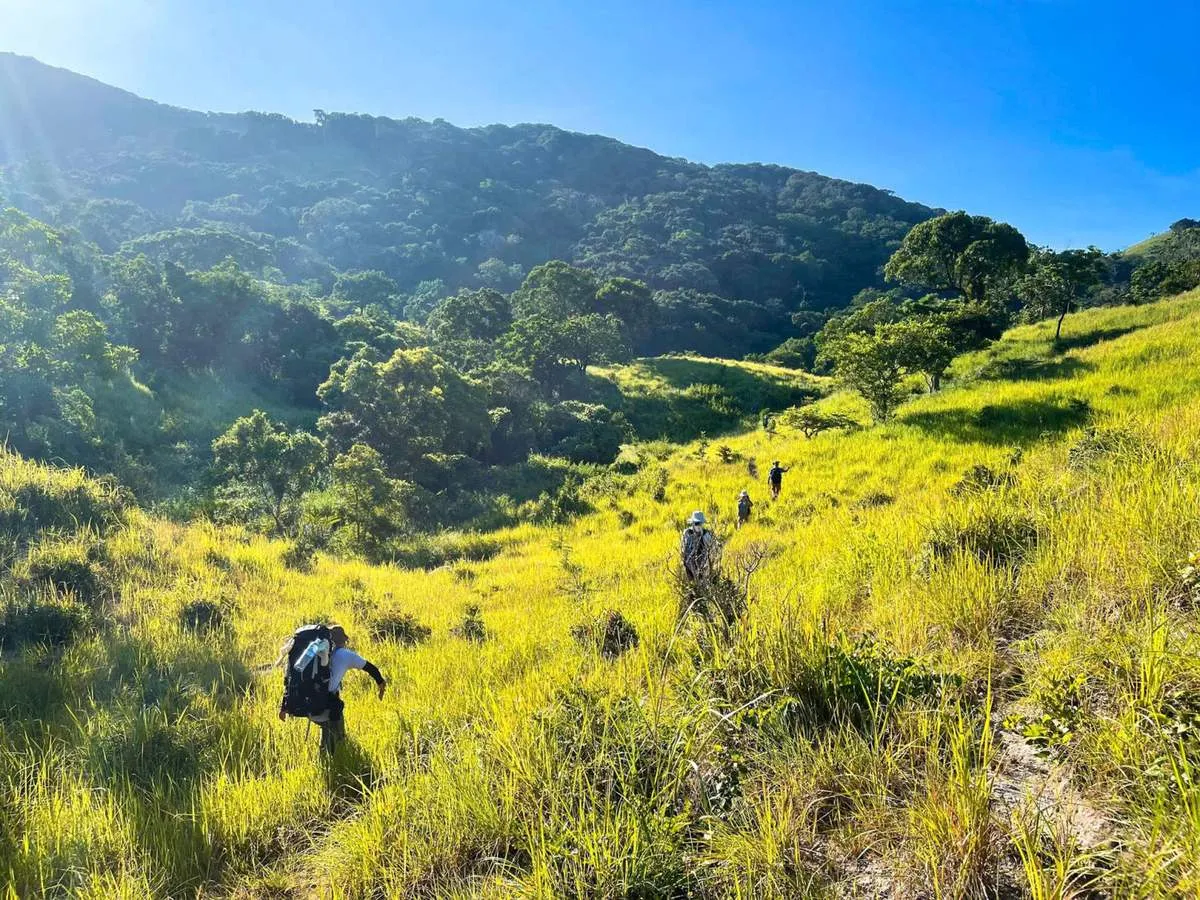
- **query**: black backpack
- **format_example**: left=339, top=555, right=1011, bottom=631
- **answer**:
left=281, top=624, right=333, bottom=719
left=682, top=527, right=710, bottom=569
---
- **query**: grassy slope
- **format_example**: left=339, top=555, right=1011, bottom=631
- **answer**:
left=4, top=294, right=1200, bottom=896
left=592, top=354, right=826, bottom=442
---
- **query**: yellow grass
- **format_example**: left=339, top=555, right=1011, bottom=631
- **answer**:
left=4, top=292, right=1200, bottom=896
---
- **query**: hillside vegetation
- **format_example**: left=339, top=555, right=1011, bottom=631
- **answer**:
left=0, top=52, right=935, bottom=356
left=4, top=292, right=1200, bottom=897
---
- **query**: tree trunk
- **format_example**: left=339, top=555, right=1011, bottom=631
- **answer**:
left=1054, top=298, right=1070, bottom=343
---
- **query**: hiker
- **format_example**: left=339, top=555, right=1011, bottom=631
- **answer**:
left=680, top=510, right=716, bottom=581
left=736, top=490, right=753, bottom=528
left=279, top=623, right=386, bottom=753
left=767, top=460, right=789, bottom=500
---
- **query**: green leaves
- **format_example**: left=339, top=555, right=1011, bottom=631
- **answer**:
left=211, top=410, right=325, bottom=533
left=884, top=210, right=1030, bottom=304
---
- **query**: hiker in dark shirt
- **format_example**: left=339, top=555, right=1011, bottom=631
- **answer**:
left=736, top=490, right=753, bottom=528
left=767, top=461, right=789, bottom=500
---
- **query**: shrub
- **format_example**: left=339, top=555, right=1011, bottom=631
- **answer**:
left=280, top=534, right=319, bottom=572
left=714, top=444, right=740, bottom=464
left=1067, top=426, right=1143, bottom=470
left=951, top=464, right=1013, bottom=495
left=368, top=611, right=432, bottom=646
left=452, top=604, right=488, bottom=642
left=572, top=610, right=640, bottom=660
left=923, top=506, right=1038, bottom=569
left=180, top=598, right=232, bottom=633
left=17, top=537, right=109, bottom=605
left=0, top=591, right=91, bottom=650
left=853, top=490, right=894, bottom=509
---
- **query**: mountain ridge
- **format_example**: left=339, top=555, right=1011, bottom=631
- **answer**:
left=0, top=51, right=938, bottom=353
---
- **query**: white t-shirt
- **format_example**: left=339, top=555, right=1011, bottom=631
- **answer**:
left=328, top=646, right=367, bottom=693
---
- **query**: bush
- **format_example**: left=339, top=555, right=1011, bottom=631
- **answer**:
left=853, top=490, right=894, bottom=509
left=180, top=598, right=232, bottom=633
left=368, top=611, right=432, bottom=646
left=452, top=604, right=488, bottom=642
left=17, top=537, right=109, bottom=605
left=950, top=464, right=1013, bottom=495
left=923, top=506, right=1038, bottom=569
left=0, top=592, right=91, bottom=650
left=572, top=610, right=640, bottom=660
left=280, top=534, right=319, bottom=572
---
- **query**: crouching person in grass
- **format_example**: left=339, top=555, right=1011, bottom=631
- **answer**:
left=279, top=623, right=386, bottom=754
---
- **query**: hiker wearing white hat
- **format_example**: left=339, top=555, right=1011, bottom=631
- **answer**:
left=736, top=490, right=753, bottom=528
left=680, top=510, right=716, bottom=580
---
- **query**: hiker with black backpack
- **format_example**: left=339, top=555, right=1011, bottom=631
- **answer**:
left=736, top=490, right=753, bottom=528
left=767, top=460, right=789, bottom=500
left=680, top=510, right=716, bottom=581
left=279, top=623, right=386, bottom=753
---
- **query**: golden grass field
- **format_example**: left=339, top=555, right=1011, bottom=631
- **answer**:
left=4, top=292, right=1200, bottom=898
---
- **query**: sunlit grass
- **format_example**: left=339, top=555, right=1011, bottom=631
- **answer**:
left=3, top=291, right=1200, bottom=896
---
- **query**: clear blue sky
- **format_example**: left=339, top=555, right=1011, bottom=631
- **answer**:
left=3, top=0, right=1198, bottom=250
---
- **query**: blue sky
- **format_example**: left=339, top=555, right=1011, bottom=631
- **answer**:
left=2, top=0, right=1198, bottom=249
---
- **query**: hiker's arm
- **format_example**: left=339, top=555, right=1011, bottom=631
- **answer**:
left=363, top=661, right=386, bottom=698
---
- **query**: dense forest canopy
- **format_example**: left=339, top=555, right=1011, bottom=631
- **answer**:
left=0, top=52, right=938, bottom=357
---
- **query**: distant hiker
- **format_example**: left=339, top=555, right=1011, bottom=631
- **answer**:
left=278, top=623, right=386, bottom=753
left=736, top=490, right=753, bottom=528
left=767, top=460, right=789, bottom=500
left=680, top=510, right=716, bottom=581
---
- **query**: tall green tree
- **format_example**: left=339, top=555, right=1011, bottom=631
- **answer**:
left=317, top=347, right=491, bottom=476
left=885, top=211, right=1029, bottom=305
left=511, top=261, right=598, bottom=320
left=820, top=325, right=909, bottom=422
left=1017, top=247, right=1107, bottom=341
left=212, top=410, right=325, bottom=533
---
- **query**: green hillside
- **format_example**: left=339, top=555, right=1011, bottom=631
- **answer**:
left=4, top=292, right=1200, bottom=897
left=0, top=52, right=937, bottom=358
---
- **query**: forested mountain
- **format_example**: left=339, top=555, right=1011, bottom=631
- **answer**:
left=0, top=52, right=937, bottom=355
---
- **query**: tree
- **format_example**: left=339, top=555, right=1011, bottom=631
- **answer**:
left=212, top=410, right=325, bottom=533
left=888, top=318, right=956, bottom=391
left=332, top=270, right=402, bottom=313
left=1017, top=247, right=1107, bottom=341
left=595, top=277, right=657, bottom=348
left=331, top=443, right=420, bottom=553
left=885, top=211, right=1029, bottom=305
left=780, top=407, right=857, bottom=438
left=500, top=313, right=628, bottom=387
left=511, top=260, right=598, bottom=320
left=428, top=288, right=511, bottom=343
left=317, top=347, right=491, bottom=477
left=821, top=326, right=908, bottom=422
left=1130, top=259, right=1200, bottom=305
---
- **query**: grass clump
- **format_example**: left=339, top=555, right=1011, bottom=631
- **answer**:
left=16, top=534, right=111, bottom=606
left=923, top=503, right=1038, bottom=569
left=0, top=590, right=92, bottom=650
left=451, top=604, right=488, bottom=642
left=571, top=609, right=640, bottom=659
left=368, top=610, right=432, bottom=646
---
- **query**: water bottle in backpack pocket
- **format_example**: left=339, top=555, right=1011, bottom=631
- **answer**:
left=281, top=624, right=333, bottom=722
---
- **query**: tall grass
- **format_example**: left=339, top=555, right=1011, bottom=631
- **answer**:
left=3, top=291, right=1200, bottom=896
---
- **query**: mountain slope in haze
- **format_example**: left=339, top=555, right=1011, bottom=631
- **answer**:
left=0, top=53, right=938, bottom=355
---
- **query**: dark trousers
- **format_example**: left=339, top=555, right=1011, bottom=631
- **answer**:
left=318, top=693, right=346, bottom=753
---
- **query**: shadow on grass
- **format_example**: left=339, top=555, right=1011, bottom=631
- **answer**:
left=1051, top=325, right=1141, bottom=353
left=902, top=396, right=1093, bottom=445
left=977, top=356, right=1094, bottom=383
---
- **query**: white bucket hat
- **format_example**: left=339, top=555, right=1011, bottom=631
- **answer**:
left=688, top=510, right=707, bottom=525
